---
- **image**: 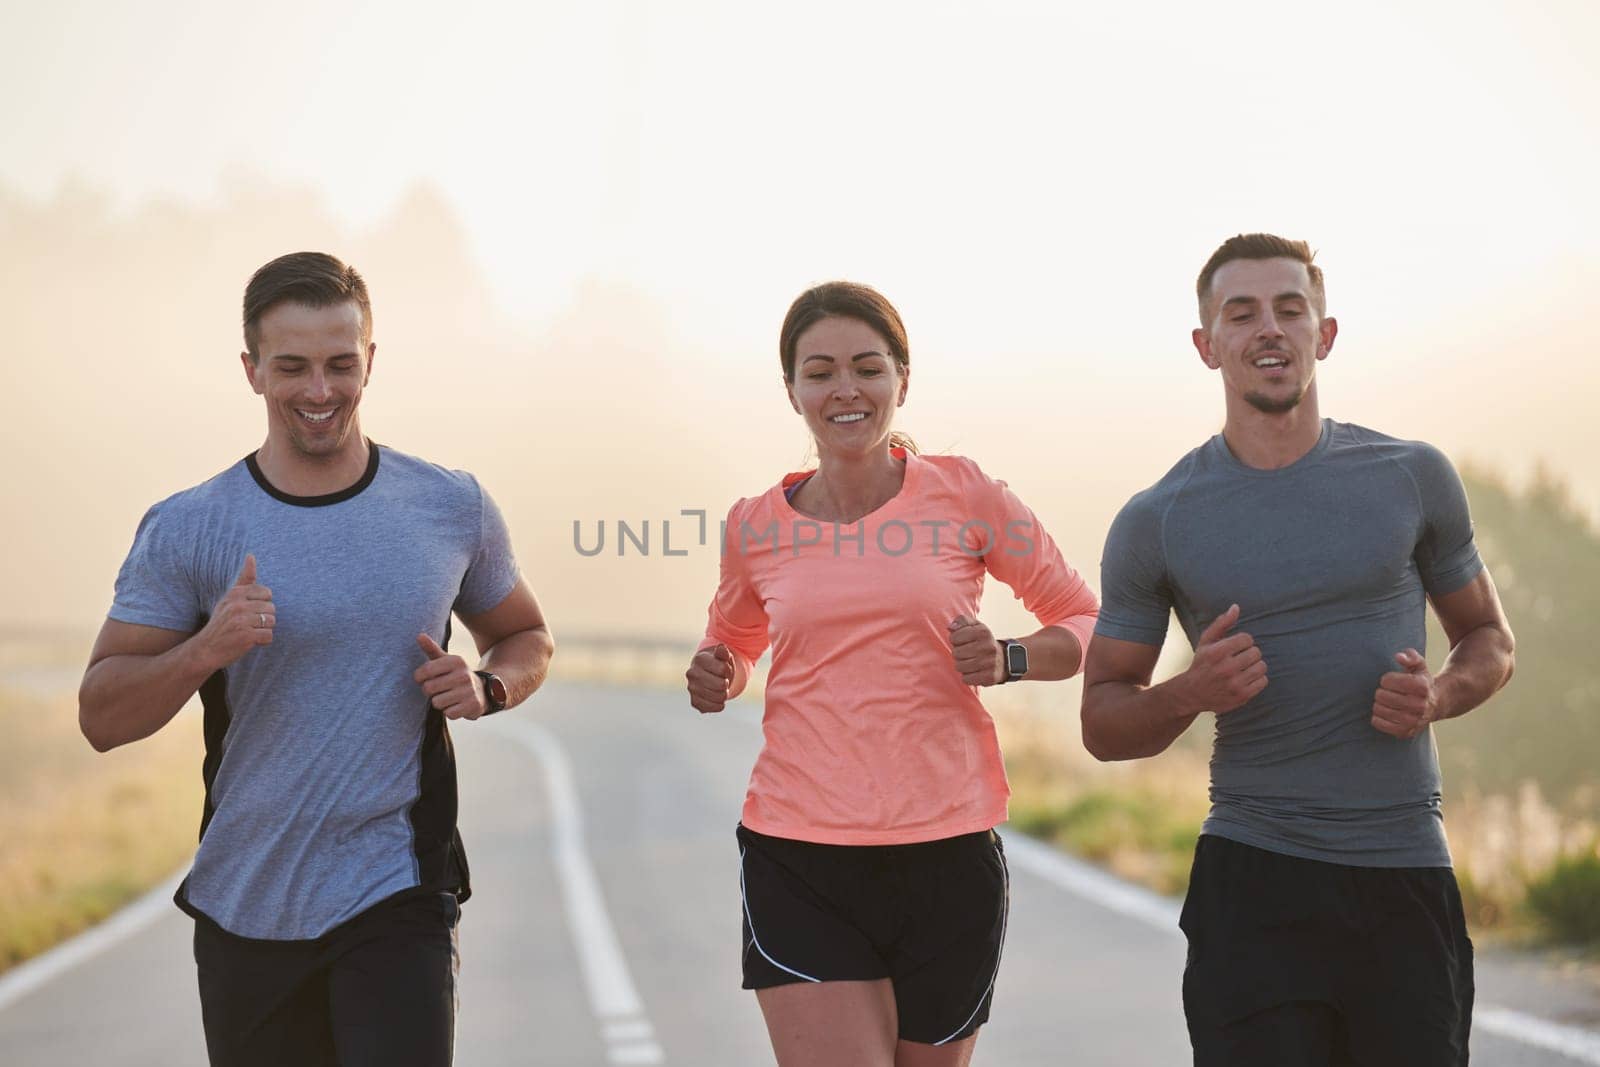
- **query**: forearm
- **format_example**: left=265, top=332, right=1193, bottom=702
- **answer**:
left=725, top=651, right=753, bottom=700
left=1433, top=622, right=1516, bottom=722
left=1016, top=624, right=1084, bottom=682
left=479, top=626, right=555, bottom=710
left=79, top=640, right=218, bottom=751
left=1081, top=676, right=1200, bottom=761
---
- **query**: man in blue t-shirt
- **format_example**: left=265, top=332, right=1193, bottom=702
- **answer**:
left=80, top=251, right=555, bottom=1067
left=1083, top=234, right=1515, bottom=1066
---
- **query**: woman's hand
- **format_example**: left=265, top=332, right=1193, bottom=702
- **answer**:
left=686, top=643, right=735, bottom=713
left=949, top=615, right=1005, bottom=687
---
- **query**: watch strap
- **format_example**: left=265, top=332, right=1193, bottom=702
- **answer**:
left=473, top=670, right=508, bottom=713
left=1000, top=639, right=1028, bottom=683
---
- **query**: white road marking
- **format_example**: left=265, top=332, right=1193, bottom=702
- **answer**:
left=1476, top=1008, right=1600, bottom=1065
left=608, top=1040, right=666, bottom=1064
left=490, top=717, right=665, bottom=1065
left=604, top=1019, right=656, bottom=1042
left=1004, top=831, right=1600, bottom=1064
left=0, top=865, right=188, bottom=1013
left=4, top=699, right=1595, bottom=1067
left=1002, top=832, right=1182, bottom=932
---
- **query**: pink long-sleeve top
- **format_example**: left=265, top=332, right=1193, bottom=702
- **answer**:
left=701, top=451, right=1099, bottom=845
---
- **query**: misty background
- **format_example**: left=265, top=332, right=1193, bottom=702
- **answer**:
left=3, top=1, right=1598, bottom=647
left=0, top=0, right=1598, bottom=1004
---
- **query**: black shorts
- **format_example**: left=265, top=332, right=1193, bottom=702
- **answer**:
left=193, top=891, right=460, bottom=1067
left=1180, top=834, right=1474, bottom=1067
left=736, top=822, right=1009, bottom=1046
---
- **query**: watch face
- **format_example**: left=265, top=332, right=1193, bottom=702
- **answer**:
left=485, top=674, right=508, bottom=707
left=1006, top=642, right=1028, bottom=676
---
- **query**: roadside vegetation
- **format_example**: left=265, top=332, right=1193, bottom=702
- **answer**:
left=2, top=470, right=1594, bottom=974
left=0, top=684, right=200, bottom=970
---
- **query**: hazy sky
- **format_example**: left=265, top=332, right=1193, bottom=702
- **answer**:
left=2, top=0, right=1597, bottom=636
left=6, top=1, right=1597, bottom=324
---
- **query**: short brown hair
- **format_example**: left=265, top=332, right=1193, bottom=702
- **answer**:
left=1196, top=233, right=1325, bottom=319
left=778, top=281, right=917, bottom=455
left=242, top=252, right=372, bottom=361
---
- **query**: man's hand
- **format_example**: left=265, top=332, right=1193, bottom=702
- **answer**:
left=1171, top=604, right=1266, bottom=716
left=949, top=615, right=1004, bottom=687
left=414, top=633, right=487, bottom=720
left=686, top=644, right=734, bottom=714
left=1371, top=648, right=1438, bottom=739
left=194, top=555, right=274, bottom=671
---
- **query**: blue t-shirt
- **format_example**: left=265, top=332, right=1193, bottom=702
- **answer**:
left=1095, top=421, right=1483, bottom=868
left=110, top=444, right=519, bottom=939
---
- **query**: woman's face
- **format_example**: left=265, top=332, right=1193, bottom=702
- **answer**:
left=786, top=316, right=908, bottom=459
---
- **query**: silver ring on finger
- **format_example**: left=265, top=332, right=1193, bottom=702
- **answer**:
left=258, top=612, right=267, bottom=627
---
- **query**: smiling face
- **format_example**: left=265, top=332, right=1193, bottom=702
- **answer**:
left=1193, top=257, right=1337, bottom=415
left=785, top=315, right=908, bottom=459
left=242, top=300, right=374, bottom=460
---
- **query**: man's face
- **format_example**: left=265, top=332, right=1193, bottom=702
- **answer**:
left=242, top=301, right=374, bottom=458
left=1193, top=257, right=1336, bottom=414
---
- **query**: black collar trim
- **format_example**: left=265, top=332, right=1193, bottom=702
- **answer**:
left=246, top=442, right=381, bottom=507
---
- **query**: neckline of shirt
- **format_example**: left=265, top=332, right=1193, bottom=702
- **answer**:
left=1208, top=419, right=1334, bottom=478
left=774, top=448, right=921, bottom=523
left=245, top=441, right=382, bottom=507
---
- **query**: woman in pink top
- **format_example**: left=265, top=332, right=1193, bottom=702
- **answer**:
left=685, top=282, right=1098, bottom=1067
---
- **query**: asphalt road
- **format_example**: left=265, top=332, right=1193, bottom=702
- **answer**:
left=1, top=681, right=1597, bottom=1065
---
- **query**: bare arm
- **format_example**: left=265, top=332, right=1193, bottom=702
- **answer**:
left=79, top=555, right=273, bottom=752
left=1015, top=623, right=1083, bottom=681
left=461, top=577, right=555, bottom=710
left=949, top=620, right=1085, bottom=685
left=416, top=577, right=555, bottom=720
left=1432, top=569, right=1516, bottom=718
left=1371, top=569, right=1515, bottom=738
left=724, top=649, right=752, bottom=699
left=1080, top=636, right=1198, bottom=761
left=1080, top=604, right=1267, bottom=761
left=79, top=621, right=212, bottom=752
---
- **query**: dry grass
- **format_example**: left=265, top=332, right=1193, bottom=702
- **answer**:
left=991, top=685, right=1600, bottom=943
left=0, top=687, right=201, bottom=970
left=990, top=684, right=1211, bottom=894
left=7, top=643, right=1590, bottom=969
left=1448, top=781, right=1599, bottom=933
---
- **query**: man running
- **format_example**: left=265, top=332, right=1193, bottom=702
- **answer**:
left=1082, top=233, right=1514, bottom=1065
left=79, top=251, right=554, bottom=1066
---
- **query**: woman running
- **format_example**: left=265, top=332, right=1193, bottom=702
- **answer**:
left=685, top=282, right=1099, bottom=1067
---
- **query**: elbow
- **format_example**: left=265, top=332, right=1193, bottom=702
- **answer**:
left=1083, top=737, right=1117, bottom=763
left=1083, top=738, right=1120, bottom=764
left=77, top=676, right=121, bottom=753
left=78, top=704, right=118, bottom=753
left=1078, top=708, right=1117, bottom=763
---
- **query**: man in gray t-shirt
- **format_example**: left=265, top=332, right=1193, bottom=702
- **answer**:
left=80, top=252, right=555, bottom=1067
left=1082, top=234, right=1515, bottom=1067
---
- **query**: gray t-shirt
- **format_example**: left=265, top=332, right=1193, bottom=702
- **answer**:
left=1096, top=420, right=1482, bottom=867
left=110, top=444, right=519, bottom=939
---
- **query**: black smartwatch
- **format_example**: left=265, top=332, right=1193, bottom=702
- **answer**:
left=999, top=640, right=1028, bottom=684
left=474, top=671, right=508, bottom=713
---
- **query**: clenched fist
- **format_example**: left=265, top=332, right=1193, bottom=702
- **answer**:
left=1371, top=648, right=1438, bottom=739
left=414, top=633, right=488, bottom=720
left=949, top=614, right=1004, bottom=687
left=196, top=555, right=274, bottom=670
left=1174, top=604, right=1267, bottom=715
left=686, top=644, right=734, bottom=714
